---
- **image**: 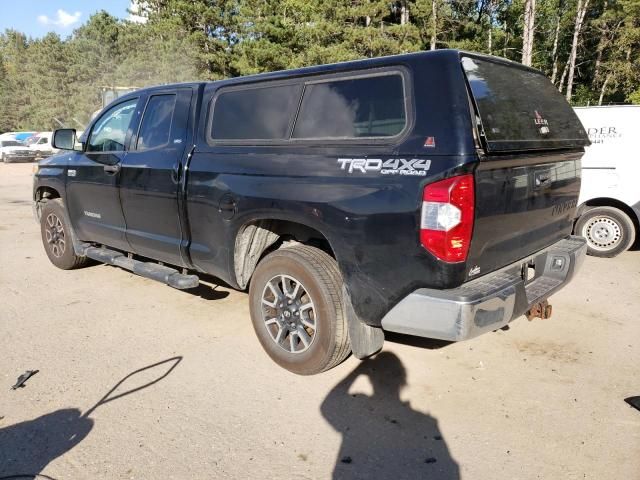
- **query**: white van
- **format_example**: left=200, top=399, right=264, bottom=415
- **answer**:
left=574, top=105, right=640, bottom=257
left=28, top=132, right=58, bottom=159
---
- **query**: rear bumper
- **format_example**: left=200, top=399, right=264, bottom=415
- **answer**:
left=380, top=236, right=587, bottom=341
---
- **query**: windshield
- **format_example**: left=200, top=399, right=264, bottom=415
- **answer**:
left=462, top=56, right=589, bottom=152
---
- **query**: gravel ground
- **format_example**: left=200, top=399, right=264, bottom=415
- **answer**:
left=1, top=162, right=639, bottom=480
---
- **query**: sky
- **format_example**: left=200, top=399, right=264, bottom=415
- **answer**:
left=0, top=0, right=142, bottom=39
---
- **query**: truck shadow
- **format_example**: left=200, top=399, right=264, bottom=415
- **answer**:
left=321, top=352, right=460, bottom=480
left=0, top=356, right=182, bottom=479
left=385, top=331, right=453, bottom=350
left=183, top=273, right=233, bottom=301
left=183, top=282, right=230, bottom=301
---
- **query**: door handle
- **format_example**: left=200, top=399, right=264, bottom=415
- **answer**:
left=104, top=164, right=121, bottom=174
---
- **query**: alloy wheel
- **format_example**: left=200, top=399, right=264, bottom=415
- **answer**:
left=44, top=213, right=66, bottom=258
left=261, top=274, right=316, bottom=353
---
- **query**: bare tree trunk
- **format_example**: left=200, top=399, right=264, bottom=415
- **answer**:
left=488, top=26, right=492, bottom=54
left=598, top=74, right=611, bottom=105
left=594, top=42, right=603, bottom=83
left=503, top=19, right=508, bottom=58
left=558, top=55, right=570, bottom=92
left=400, top=0, right=410, bottom=25
left=550, top=14, right=561, bottom=83
left=521, top=0, right=536, bottom=66
left=566, top=0, right=590, bottom=102
left=486, top=0, right=495, bottom=54
left=430, top=0, right=437, bottom=50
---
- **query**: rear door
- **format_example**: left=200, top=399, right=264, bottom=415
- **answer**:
left=119, top=88, right=193, bottom=266
left=461, top=55, right=589, bottom=275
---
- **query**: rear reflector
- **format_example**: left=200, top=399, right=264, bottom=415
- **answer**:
left=420, top=174, right=475, bottom=262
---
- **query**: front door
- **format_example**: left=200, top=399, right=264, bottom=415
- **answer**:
left=66, top=97, right=140, bottom=251
left=118, top=88, right=193, bottom=266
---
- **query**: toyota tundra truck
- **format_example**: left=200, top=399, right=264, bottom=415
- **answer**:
left=33, top=50, right=589, bottom=375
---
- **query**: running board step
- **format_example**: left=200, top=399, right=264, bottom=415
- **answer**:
left=83, top=246, right=199, bottom=290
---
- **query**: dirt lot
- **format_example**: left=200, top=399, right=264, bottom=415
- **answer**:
left=1, top=162, right=639, bottom=479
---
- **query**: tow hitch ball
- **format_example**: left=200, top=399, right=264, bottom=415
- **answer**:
left=526, top=300, right=553, bottom=321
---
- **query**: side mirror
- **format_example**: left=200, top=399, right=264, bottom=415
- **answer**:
left=52, top=129, right=78, bottom=151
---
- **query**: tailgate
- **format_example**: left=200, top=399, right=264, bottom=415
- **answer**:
left=468, top=152, right=582, bottom=275
left=461, top=54, right=588, bottom=276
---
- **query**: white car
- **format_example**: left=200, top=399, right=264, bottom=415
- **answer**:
left=573, top=105, right=640, bottom=257
left=0, top=139, right=36, bottom=163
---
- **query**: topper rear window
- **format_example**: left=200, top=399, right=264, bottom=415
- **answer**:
left=462, top=56, right=589, bottom=152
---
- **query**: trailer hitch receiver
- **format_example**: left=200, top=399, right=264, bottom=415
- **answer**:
left=526, top=300, right=553, bottom=321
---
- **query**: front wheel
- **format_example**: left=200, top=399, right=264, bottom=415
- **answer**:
left=248, top=244, right=351, bottom=375
left=575, top=206, right=636, bottom=257
left=40, top=199, right=89, bottom=269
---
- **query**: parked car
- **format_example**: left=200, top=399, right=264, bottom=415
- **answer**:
left=0, top=139, right=36, bottom=163
left=34, top=50, right=589, bottom=374
left=28, top=132, right=58, bottom=159
left=573, top=105, right=640, bottom=257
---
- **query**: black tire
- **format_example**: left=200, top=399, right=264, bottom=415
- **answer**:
left=575, top=206, right=636, bottom=258
left=249, top=244, right=351, bottom=375
left=40, top=199, right=89, bottom=269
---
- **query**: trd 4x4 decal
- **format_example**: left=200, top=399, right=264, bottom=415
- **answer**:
left=337, top=158, right=431, bottom=176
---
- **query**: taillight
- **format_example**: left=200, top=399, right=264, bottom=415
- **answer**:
left=420, top=174, right=475, bottom=262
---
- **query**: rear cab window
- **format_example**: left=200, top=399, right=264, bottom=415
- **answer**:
left=207, top=69, right=409, bottom=144
left=461, top=56, right=589, bottom=152
left=136, top=94, right=177, bottom=150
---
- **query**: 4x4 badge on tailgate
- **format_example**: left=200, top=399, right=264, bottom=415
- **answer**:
left=337, top=158, right=431, bottom=176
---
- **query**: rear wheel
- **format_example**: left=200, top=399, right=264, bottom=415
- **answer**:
left=576, top=206, right=635, bottom=258
left=40, top=199, right=89, bottom=269
left=249, top=244, right=350, bottom=375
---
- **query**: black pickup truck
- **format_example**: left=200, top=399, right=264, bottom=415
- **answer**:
left=34, top=50, right=589, bottom=375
